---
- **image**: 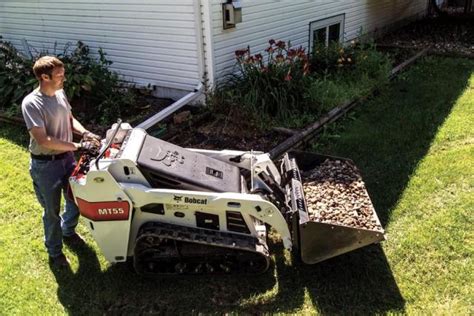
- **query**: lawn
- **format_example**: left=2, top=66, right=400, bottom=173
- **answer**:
left=0, top=56, right=472, bottom=314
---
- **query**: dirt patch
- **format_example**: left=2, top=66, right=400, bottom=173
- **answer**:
left=163, top=107, right=286, bottom=152
left=378, top=17, right=474, bottom=56
left=74, top=93, right=174, bottom=136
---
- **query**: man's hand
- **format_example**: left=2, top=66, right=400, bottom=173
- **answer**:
left=78, top=139, right=99, bottom=154
left=82, top=131, right=101, bottom=147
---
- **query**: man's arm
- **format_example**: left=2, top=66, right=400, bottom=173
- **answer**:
left=71, top=114, right=101, bottom=146
left=30, top=126, right=80, bottom=152
left=70, top=114, right=88, bottom=136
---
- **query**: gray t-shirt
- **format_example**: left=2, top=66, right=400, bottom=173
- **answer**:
left=21, top=88, right=73, bottom=155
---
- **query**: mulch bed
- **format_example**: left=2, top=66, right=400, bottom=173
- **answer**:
left=161, top=108, right=286, bottom=152
left=76, top=94, right=174, bottom=136
left=378, top=16, right=474, bottom=57
left=154, top=17, right=474, bottom=153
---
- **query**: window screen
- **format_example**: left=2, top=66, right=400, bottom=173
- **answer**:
left=328, top=23, right=341, bottom=43
left=309, top=14, right=345, bottom=51
left=314, top=28, right=327, bottom=44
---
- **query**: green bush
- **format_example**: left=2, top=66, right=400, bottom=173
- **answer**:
left=351, top=46, right=392, bottom=85
left=59, top=41, right=138, bottom=125
left=310, top=41, right=357, bottom=75
left=209, top=39, right=392, bottom=128
left=305, top=44, right=391, bottom=116
left=222, top=40, right=312, bottom=120
left=0, top=38, right=136, bottom=125
left=0, top=40, right=36, bottom=116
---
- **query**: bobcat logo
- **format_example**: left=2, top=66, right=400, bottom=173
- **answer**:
left=173, top=195, right=183, bottom=202
left=152, top=148, right=185, bottom=167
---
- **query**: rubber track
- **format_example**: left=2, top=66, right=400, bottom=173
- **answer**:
left=134, top=222, right=270, bottom=275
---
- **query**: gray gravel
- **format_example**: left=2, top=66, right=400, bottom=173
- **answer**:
left=302, top=159, right=383, bottom=231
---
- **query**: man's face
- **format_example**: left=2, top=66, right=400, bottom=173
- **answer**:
left=42, top=66, right=66, bottom=91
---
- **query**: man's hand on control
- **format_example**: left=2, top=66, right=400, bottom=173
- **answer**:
left=82, top=131, right=101, bottom=147
left=78, top=139, right=99, bottom=153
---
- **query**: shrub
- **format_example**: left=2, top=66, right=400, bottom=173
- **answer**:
left=306, top=41, right=391, bottom=113
left=310, top=41, right=357, bottom=75
left=224, top=40, right=312, bottom=120
left=0, top=39, right=36, bottom=116
left=351, top=46, right=392, bottom=86
left=210, top=39, right=392, bottom=128
left=0, top=38, right=137, bottom=125
left=58, top=41, right=138, bottom=125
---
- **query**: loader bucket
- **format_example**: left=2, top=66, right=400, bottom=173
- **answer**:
left=282, top=151, right=385, bottom=264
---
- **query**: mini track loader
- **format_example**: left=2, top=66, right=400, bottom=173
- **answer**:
left=69, top=122, right=385, bottom=275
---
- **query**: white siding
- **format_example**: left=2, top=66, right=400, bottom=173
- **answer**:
left=0, top=0, right=201, bottom=92
left=0, top=0, right=429, bottom=93
left=209, top=0, right=428, bottom=80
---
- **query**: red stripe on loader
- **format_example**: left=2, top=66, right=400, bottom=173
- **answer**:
left=76, top=198, right=130, bottom=221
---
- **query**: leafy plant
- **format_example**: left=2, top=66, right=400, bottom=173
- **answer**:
left=208, top=38, right=392, bottom=129
left=305, top=40, right=391, bottom=115
left=0, top=38, right=36, bottom=115
left=224, top=40, right=312, bottom=120
left=310, top=41, right=357, bottom=75
left=0, top=38, right=137, bottom=125
left=58, top=41, right=138, bottom=125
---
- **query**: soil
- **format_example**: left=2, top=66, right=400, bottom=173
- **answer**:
left=162, top=107, right=287, bottom=152
left=378, top=16, right=474, bottom=57
left=74, top=90, right=286, bottom=152
left=74, top=93, right=174, bottom=137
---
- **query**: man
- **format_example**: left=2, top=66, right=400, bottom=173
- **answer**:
left=21, top=56, right=100, bottom=268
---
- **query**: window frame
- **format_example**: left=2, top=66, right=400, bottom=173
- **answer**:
left=309, top=14, right=345, bottom=51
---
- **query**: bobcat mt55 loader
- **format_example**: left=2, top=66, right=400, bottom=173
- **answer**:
left=69, top=122, right=385, bottom=275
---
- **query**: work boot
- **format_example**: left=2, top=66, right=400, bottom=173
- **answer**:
left=63, top=233, right=86, bottom=247
left=49, top=253, right=70, bottom=268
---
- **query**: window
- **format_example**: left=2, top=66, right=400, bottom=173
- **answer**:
left=309, top=14, right=345, bottom=50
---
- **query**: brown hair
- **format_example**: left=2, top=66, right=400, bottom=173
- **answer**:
left=33, top=56, right=64, bottom=80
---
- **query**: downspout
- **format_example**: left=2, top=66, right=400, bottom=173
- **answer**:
left=136, top=0, right=208, bottom=130
left=135, top=83, right=203, bottom=130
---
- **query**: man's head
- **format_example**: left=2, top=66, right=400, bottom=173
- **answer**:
left=33, top=56, right=66, bottom=91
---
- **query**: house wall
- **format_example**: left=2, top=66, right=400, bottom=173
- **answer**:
left=0, top=0, right=202, bottom=97
left=208, top=0, right=429, bottom=81
left=0, top=0, right=429, bottom=99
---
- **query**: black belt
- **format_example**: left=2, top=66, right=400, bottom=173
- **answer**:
left=31, top=152, right=70, bottom=161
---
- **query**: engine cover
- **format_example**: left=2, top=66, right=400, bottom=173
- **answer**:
left=137, top=135, right=242, bottom=193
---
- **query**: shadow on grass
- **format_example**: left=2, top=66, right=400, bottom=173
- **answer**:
left=269, top=243, right=403, bottom=315
left=49, top=239, right=402, bottom=314
left=0, top=123, right=29, bottom=148
left=305, top=57, right=474, bottom=312
left=50, top=244, right=278, bottom=315
left=315, top=57, right=474, bottom=227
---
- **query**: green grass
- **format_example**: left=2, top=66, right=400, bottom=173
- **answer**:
left=0, top=57, right=473, bottom=314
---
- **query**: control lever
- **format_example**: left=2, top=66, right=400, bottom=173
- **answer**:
left=95, top=118, right=122, bottom=170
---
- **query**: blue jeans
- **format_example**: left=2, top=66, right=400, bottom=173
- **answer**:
left=29, top=152, right=79, bottom=257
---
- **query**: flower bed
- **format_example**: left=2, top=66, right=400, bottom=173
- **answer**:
left=166, top=39, right=393, bottom=150
left=0, top=35, right=396, bottom=151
